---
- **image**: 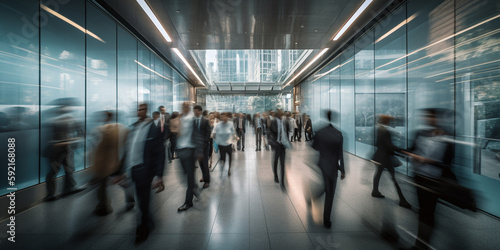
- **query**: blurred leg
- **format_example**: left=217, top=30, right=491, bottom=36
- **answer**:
left=372, top=165, right=384, bottom=195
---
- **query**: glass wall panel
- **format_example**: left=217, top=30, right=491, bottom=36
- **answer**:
left=320, top=64, right=331, bottom=123
left=340, top=47, right=356, bottom=153
left=455, top=0, right=500, bottom=215
left=138, top=43, right=151, bottom=108
left=0, top=0, right=40, bottom=195
left=86, top=3, right=117, bottom=168
left=329, top=58, right=341, bottom=128
left=117, top=26, right=137, bottom=126
left=164, top=64, right=173, bottom=112
left=407, top=0, right=455, bottom=147
left=40, top=0, right=86, bottom=182
left=354, top=30, right=375, bottom=158
left=375, top=5, right=408, bottom=174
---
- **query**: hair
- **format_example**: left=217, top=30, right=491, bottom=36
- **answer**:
left=194, top=105, right=203, bottom=112
left=171, top=111, right=179, bottom=119
left=139, top=103, right=148, bottom=112
left=326, top=110, right=332, bottom=121
left=153, top=111, right=160, bottom=116
left=378, top=114, right=393, bottom=125
left=158, top=105, right=165, bottom=110
left=222, top=112, right=232, bottom=117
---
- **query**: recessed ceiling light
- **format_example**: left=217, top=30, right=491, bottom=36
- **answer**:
left=315, top=29, right=318, bottom=32
left=300, top=25, right=304, bottom=28
left=285, top=48, right=329, bottom=86
left=137, top=0, right=172, bottom=42
left=332, top=0, right=373, bottom=41
left=172, top=48, right=205, bottom=86
left=295, top=42, right=298, bottom=45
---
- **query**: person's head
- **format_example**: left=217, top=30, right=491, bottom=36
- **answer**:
left=159, top=106, right=166, bottom=114
left=182, top=102, right=190, bottom=114
left=270, top=111, right=276, bottom=117
left=203, top=110, right=209, bottom=117
left=240, top=113, right=244, bottom=118
left=153, top=111, right=160, bottom=120
left=208, top=113, right=214, bottom=121
left=255, top=113, right=260, bottom=118
left=138, top=103, right=148, bottom=119
left=214, top=112, right=220, bottom=119
left=171, top=111, right=179, bottom=119
left=378, top=114, right=393, bottom=126
left=286, top=112, right=291, bottom=118
left=326, top=110, right=332, bottom=122
left=221, top=112, right=231, bottom=123
left=276, top=109, right=284, bottom=119
left=423, top=108, right=438, bottom=126
left=194, top=105, right=203, bottom=117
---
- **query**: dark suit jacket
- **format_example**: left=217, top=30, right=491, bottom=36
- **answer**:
left=268, top=118, right=289, bottom=148
left=305, top=119, right=313, bottom=134
left=372, top=125, right=402, bottom=169
left=192, top=116, right=211, bottom=156
left=144, top=120, right=166, bottom=177
left=254, top=118, right=264, bottom=132
left=235, top=117, right=246, bottom=133
left=312, top=124, right=345, bottom=178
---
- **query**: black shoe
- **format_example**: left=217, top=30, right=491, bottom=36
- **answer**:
left=203, top=183, right=210, bottom=189
left=44, top=195, right=58, bottom=202
left=274, top=177, right=279, bottom=183
left=371, top=192, right=385, bottom=198
left=135, top=225, right=150, bottom=244
left=200, top=178, right=205, bottom=182
left=256, top=149, right=259, bottom=151
left=178, top=203, right=193, bottom=212
left=242, top=148, right=245, bottom=151
left=324, top=221, right=332, bottom=229
left=93, top=207, right=113, bottom=216
left=399, top=201, right=412, bottom=209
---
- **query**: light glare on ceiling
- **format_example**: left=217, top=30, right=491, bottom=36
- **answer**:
left=137, top=0, right=172, bottom=42
left=332, top=0, right=373, bottom=41
left=285, top=48, right=329, bottom=86
left=172, top=48, right=205, bottom=86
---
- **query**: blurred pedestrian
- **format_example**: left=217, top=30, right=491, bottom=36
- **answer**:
left=371, top=115, right=412, bottom=209
left=311, top=110, right=346, bottom=228
left=193, top=105, right=211, bottom=189
left=212, top=112, right=238, bottom=176
left=268, top=110, right=291, bottom=187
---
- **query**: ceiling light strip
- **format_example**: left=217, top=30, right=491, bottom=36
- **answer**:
left=333, top=0, right=373, bottom=41
left=285, top=48, right=329, bottom=86
left=172, top=48, right=205, bottom=86
left=137, top=0, right=172, bottom=42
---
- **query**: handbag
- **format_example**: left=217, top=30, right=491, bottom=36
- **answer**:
left=391, top=155, right=402, bottom=168
left=213, top=141, right=219, bottom=153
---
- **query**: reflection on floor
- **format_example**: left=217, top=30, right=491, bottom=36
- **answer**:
left=1, top=131, right=500, bottom=250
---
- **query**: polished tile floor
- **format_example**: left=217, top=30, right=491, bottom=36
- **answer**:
left=1, top=131, right=500, bottom=249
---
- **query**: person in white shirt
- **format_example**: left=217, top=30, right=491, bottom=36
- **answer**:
left=212, top=112, right=238, bottom=176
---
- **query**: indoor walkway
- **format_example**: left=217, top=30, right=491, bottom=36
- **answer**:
left=1, top=130, right=500, bottom=250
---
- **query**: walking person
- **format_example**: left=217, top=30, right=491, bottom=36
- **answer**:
left=254, top=113, right=263, bottom=151
left=268, top=110, right=291, bottom=188
left=193, top=105, right=211, bottom=189
left=212, top=112, right=238, bottom=176
left=371, top=115, right=412, bottom=209
left=311, top=110, right=346, bottom=228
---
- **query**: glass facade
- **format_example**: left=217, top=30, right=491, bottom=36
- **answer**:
left=202, top=93, right=292, bottom=114
left=298, top=0, right=500, bottom=217
left=0, top=0, right=193, bottom=196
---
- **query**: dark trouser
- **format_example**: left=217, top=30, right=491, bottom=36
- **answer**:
left=199, top=145, right=210, bottom=183
left=95, top=175, right=134, bottom=213
left=305, top=130, right=313, bottom=141
left=237, top=130, right=245, bottom=150
left=292, top=128, right=299, bottom=141
left=321, top=171, right=338, bottom=223
left=219, top=144, right=233, bottom=171
left=414, top=175, right=438, bottom=249
left=170, top=134, right=177, bottom=157
left=298, top=126, right=302, bottom=140
left=46, top=148, right=76, bottom=197
left=255, top=128, right=262, bottom=149
left=208, top=138, right=213, bottom=159
left=273, top=144, right=286, bottom=185
left=372, top=164, right=407, bottom=202
left=178, top=148, right=197, bottom=205
left=131, top=164, right=154, bottom=230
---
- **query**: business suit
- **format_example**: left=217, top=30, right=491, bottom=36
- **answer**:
left=193, top=116, right=211, bottom=184
left=235, top=116, right=246, bottom=150
left=371, top=125, right=409, bottom=206
left=254, top=117, right=264, bottom=150
left=296, top=115, right=303, bottom=141
left=304, top=118, right=313, bottom=141
left=312, top=124, right=345, bottom=225
left=129, top=118, right=166, bottom=237
left=268, top=118, right=288, bottom=186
